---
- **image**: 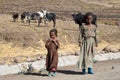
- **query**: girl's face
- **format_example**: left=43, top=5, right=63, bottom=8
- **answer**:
left=50, top=32, right=56, bottom=39
left=86, top=15, right=93, bottom=24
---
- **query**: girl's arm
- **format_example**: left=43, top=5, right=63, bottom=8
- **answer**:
left=94, top=27, right=98, bottom=47
left=45, top=39, right=50, bottom=48
left=78, top=25, right=84, bottom=47
left=56, top=40, right=60, bottom=49
left=53, top=39, right=60, bottom=49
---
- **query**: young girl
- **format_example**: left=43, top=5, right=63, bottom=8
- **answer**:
left=77, top=12, right=98, bottom=74
left=45, top=29, right=60, bottom=77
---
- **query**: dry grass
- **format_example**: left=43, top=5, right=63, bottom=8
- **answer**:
left=0, top=14, right=119, bottom=59
left=0, top=0, right=120, bottom=64
left=0, top=0, right=105, bottom=14
left=0, top=14, right=80, bottom=58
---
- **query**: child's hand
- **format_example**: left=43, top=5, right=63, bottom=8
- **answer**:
left=53, top=39, right=58, bottom=46
left=50, top=38, right=57, bottom=42
left=53, top=39, right=57, bottom=42
left=78, top=42, right=82, bottom=47
left=95, top=44, right=98, bottom=47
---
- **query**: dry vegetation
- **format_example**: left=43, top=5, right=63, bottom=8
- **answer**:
left=0, top=0, right=120, bottom=64
left=0, top=0, right=104, bottom=14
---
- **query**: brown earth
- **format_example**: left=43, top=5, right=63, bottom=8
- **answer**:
left=0, top=0, right=120, bottom=64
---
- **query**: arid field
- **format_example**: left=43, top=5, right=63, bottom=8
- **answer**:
left=0, top=0, right=120, bottom=64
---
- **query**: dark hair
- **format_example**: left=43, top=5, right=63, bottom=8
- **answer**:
left=49, top=29, right=58, bottom=37
left=84, top=12, right=97, bottom=26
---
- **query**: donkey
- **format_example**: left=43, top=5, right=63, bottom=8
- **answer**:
left=37, top=11, right=56, bottom=27
left=31, top=12, right=40, bottom=21
left=21, top=12, right=40, bottom=26
left=21, top=11, right=31, bottom=25
left=46, top=12, right=56, bottom=27
left=12, top=12, right=19, bottom=22
left=37, top=9, right=47, bottom=27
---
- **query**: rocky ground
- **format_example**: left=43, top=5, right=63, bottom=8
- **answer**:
left=0, top=59, right=120, bottom=80
left=0, top=52, right=120, bottom=75
left=0, top=0, right=120, bottom=64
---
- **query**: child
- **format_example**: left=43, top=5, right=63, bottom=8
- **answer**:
left=45, top=29, right=60, bottom=77
left=77, top=12, right=98, bottom=74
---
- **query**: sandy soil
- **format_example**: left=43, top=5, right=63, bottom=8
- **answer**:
left=0, top=0, right=120, bottom=64
left=0, top=59, right=120, bottom=80
left=0, top=14, right=120, bottom=64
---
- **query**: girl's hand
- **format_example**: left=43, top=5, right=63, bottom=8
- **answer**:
left=50, top=38, right=57, bottom=42
left=53, top=39, right=58, bottom=46
left=78, top=42, right=82, bottom=47
left=52, top=39, right=56, bottom=42
left=95, top=44, right=98, bottom=47
left=54, top=39, right=58, bottom=43
left=51, top=38, right=57, bottom=42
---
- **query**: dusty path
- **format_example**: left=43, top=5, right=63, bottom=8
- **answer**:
left=0, top=59, right=120, bottom=80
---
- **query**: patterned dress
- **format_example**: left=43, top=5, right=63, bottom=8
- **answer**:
left=45, top=39, right=60, bottom=71
left=78, top=24, right=97, bottom=69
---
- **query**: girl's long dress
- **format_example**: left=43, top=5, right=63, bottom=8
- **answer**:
left=45, top=39, right=60, bottom=71
left=78, top=24, right=97, bottom=69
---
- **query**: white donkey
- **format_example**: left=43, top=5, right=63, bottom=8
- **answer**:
left=37, top=9, right=56, bottom=27
left=37, top=9, right=48, bottom=27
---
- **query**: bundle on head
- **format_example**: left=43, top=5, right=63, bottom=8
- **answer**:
left=72, top=12, right=97, bottom=27
left=71, top=12, right=84, bottom=26
left=12, top=12, right=19, bottom=22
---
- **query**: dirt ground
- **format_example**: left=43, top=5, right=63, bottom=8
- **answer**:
left=0, top=16, right=120, bottom=64
left=0, top=59, right=120, bottom=80
left=0, top=1, right=120, bottom=79
left=0, top=0, right=120, bottom=64
left=0, top=14, right=120, bottom=64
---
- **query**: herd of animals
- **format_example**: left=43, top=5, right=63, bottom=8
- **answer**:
left=12, top=9, right=97, bottom=28
left=12, top=9, right=56, bottom=27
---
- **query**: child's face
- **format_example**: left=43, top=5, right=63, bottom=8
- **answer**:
left=86, top=15, right=93, bottom=24
left=50, top=32, right=56, bottom=39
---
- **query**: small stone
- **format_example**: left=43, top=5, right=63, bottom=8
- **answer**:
left=112, top=66, right=114, bottom=69
left=14, top=58, right=18, bottom=63
left=26, top=56, right=31, bottom=62
left=119, top=49, right=120, bottom=52
left=69, top=52, right=75, bottom=55
left=37, top=56, right=41, bottom=60
left=75, top=51, right=79, bottom=56
left=27, top=64, right=34, bottom=73
left=103, top=46, right=112, bottom=53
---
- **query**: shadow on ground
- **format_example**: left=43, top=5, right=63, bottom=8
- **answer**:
left=22, top=69, right=83, bottom=76
left=23, top=72, right=48, bottom=76
left=57, top=70, right=83, bottom=75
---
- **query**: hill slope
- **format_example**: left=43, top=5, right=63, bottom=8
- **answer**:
left=0, top=0, right=120, bottom=64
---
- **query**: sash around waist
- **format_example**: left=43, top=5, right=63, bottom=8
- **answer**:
left=83, top=36, right=95, bottom=39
